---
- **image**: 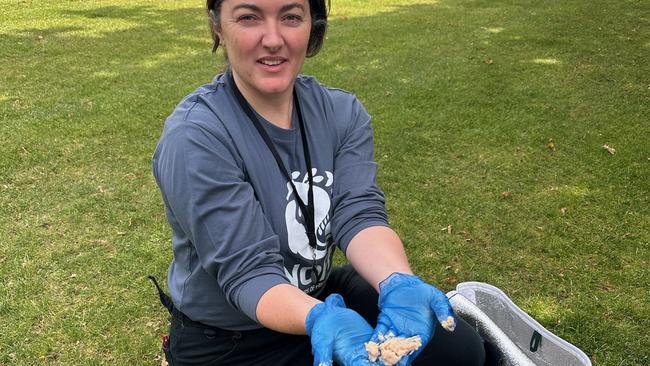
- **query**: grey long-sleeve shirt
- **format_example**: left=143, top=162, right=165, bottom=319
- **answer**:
left=152, top=72, right=388, bottom=330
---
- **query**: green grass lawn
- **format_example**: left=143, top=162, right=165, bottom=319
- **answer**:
left=1, top=0, right=648, bottom=364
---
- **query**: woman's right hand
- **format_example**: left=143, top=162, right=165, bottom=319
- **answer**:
left=305, top=294, right=378, bottom=366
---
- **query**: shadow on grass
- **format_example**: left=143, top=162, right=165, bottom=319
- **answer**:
left=2, top=1, right=648, bottom=122
left=60, top=5, right=159, bottom=20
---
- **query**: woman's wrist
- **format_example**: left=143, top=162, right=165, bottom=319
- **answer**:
left=346, top=226, right=413, bottom=291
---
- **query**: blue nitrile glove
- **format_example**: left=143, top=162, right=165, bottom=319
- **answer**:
left=306, top=294, right=378, bottom=366
left=371, top=273, right=457, bottom=366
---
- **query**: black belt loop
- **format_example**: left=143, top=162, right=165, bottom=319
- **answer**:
left=148, top=275, right=173, bottom=314
left=232, top=331, right=243, bottom=342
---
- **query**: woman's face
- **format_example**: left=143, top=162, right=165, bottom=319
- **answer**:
left=217, top=0, right=312, bottom=100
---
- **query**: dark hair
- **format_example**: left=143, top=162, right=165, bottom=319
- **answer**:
left=206, top=0, right=329, bottom=57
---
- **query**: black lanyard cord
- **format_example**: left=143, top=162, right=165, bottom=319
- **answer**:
left=294, top=91, right=316, bottom=247
left=228, top=72, right=321, bottom=281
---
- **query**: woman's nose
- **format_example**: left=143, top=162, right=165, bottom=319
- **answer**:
left=261, top=21, right=284, bottom=51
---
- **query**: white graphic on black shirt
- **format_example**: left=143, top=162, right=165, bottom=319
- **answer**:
left=284, top=169, right=334, bottom=261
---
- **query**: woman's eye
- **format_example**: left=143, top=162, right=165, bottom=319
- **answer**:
left=283, top=14, right=303, bottom=25
left=237, top=14, right=259, bottom=23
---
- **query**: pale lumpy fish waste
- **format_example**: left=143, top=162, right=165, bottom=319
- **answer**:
left=365, top=334, right=422, bottom=365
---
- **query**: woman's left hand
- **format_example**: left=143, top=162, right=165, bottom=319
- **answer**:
left=371, top=273, right=457, bottom=365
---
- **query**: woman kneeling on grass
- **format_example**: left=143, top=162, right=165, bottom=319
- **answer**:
left=151, top=0, right=487, bottom=364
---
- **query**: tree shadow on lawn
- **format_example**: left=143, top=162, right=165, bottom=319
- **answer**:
left=60, top=5, right=161, bottom=20
left=0, top=5, right=213, bottom=182
left=3, top=1, right=647, bottom=133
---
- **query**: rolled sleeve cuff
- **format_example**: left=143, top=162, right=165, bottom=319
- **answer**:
left=235, top=272, right=289, bottom=323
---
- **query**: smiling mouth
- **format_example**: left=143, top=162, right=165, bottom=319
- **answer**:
left=258, top=59, right=286, bottom=66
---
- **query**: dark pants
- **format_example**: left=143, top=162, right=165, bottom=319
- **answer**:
left=165, top=266, right=486, bottom=366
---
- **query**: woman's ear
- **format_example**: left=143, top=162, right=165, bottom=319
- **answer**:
left=208, top=10, right=224, bottom=48
left=208, top=10, right=223, bottom=46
